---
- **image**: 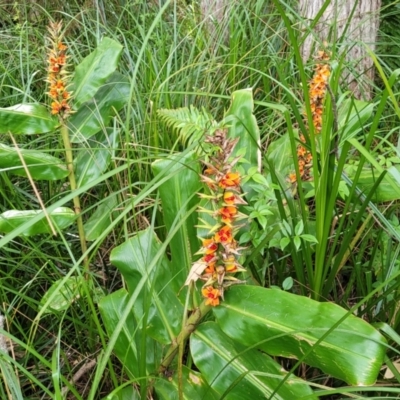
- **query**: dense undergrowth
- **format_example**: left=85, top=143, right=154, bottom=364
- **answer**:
left=1, top=0, right=400, bottom=399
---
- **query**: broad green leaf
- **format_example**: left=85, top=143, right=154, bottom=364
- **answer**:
left=110, top=228, right=184, bottom=344
left=348, top=138, right=400, bottom=201
left=225, top=89, right=261, bottom=196
left=74, top=128, right=120, bottom=187
left=191, top=322, right=317, bottom=400
left=69, top=72, right=129, bottom=142
left=265, top=131, right=298, bottom=194
left=338, top=97, right=374, bottom=144
left=39, top=276, right=84, bottom=314
left=152, top=152, right=201, bottom=292
left=0, top=207, right=75, bottom=236
left=0, top=143, right=68, bottom=180
left=71, top=37, right=123, bottom=109
left=345, top=164, right=400, bottom=202
left=84, top=193, right=119, bottom=241
left=103, top=386, right=140, bottom=400
left=214, top=286, right=387, bottom=385
left=266, top=132, right=294, bottom=176
left=0, top=104, right=57, bottom=134
left=99, top=289, right=162, bottom=378
left=154, top=366, right=219, bottom=400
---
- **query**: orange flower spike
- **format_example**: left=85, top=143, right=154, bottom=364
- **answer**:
left=57, top=54, right=67, bottom=65
left=200, top=175, right=217, bottom=190
left=220, top=206, right=237, bottom=225
left=50, top=65, right=60, bottom=73
left=46, top=21, right=71, bottom=120
left=224, top=255, right=238, bottom=273
left=223, top=191, right=236, bottom=205
left=297, top=145, right=307, bottom=157
left=51, top=101, right=61, bottom=115
left=219, top=172, right=240, bottom=189
left=214, top=225, right=233, bottom=244
left=202, top=238, right=218, bottom=255
left=56, top=80, right=65, bottom=90
left=203, top=253, right=215, bottom=263
left=202, top=286, right=221, bottom=307
left=58, top=43, right=67, bottom=52
left=288, top=172, right=297, bottom=183
left=48, top=88, right=58, bottom=99
left=205, top=262, right=216, bottom=274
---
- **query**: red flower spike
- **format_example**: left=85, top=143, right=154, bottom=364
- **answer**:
left=220, top=206, right=238, bottom=225
left=202, top=286, right=221, bottom=307
left=185, top=129, right=247, bottom=302
left=214, top=226, right=233, bottom=244
left=219, top=172, right=240, bottom=189
left=223, top=191, right=236, bottom=205
left=203, top=254, right=215, bottom=263
left=202, top=238, right=218, bottom=254
left=46, top=21, right=71, bottom=120
left=205, top=262, right=216, bottom=274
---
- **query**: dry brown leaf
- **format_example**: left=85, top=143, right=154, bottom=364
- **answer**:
left=184, top=261, right=207, bottom=285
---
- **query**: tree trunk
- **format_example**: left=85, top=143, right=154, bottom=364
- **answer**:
left=200, top=0, right=232, bottom=44
left=300, top=0, right=381, bottom=100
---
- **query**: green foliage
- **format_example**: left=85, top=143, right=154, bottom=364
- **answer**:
left=0, top=143, right=69, bottom=180
left=214, top=286, right=386, bottom=386
left=70, top=37, right=123, bottom=109
left=154, top=365, right=219, bottom=400
left=110, top=228, right=184, bottom=344
left=69, top=72, right=130, bottom=143
left=157, top=105, right=216, bottom=146
left=39, top=276, right=85, bottom=314
left=2, top=0, right=400, bottom=399
left=99, top=289, right=162, bottom=378
left=0, top=207, right=75, bottom=235
left=0, top=104, right=58, bottom=134
left=152, top=152, right=201, bottom=294
left=191, top=322, right=316, bottom=399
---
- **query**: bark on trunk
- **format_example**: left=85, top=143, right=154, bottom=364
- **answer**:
left=200, top=0, right=232, bottom=44
left=300, top=0, right=381, bottom=100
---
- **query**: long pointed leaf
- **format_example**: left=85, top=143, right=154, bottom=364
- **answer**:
left=0, top=104, right=57, bottom=134
left=0, top=143, right=68, bottom=180
left=99, top=289, right=162, bottom=378
left=84, top=193, right=119, bottom=241
left=152, top=152, right=201, bottom=291
left=191, top=322, right=317, bottom=400
left=71, top=37, right=123, bottom=109
left=0, top=207, right=75, bottom=236
left=225, top=89, right=261, bottom=196
left=110, top=228, right=184, bottom=344
left=74, top=128, right=120, bottom=188
left=69, top=72, right=129, bottom=142
left=213, top=286, right=387, bottom=385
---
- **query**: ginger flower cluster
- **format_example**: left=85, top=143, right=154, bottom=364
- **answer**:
left=289, top=50, right=331, bottom=183
left=194, top=129, right=247, bottom=306
left=46, top=21, right=71, bottom=120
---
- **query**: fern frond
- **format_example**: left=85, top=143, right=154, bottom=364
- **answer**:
left=157, top=105, right=216, bottom=145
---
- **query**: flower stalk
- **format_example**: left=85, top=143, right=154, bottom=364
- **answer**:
left=289, top=49, right=331, bottom=183
left=160, top=129, right=248, bottom=377
left=47, top=21, right=89, bottom=274
left=158, top=302, right=211, bottom=375
left=185, top=128, right=247, bottom=306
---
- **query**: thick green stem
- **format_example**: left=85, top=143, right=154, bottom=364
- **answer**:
left=60, top=124, right=89, bottom=275
left=159, top=301, right=211, bottom=375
